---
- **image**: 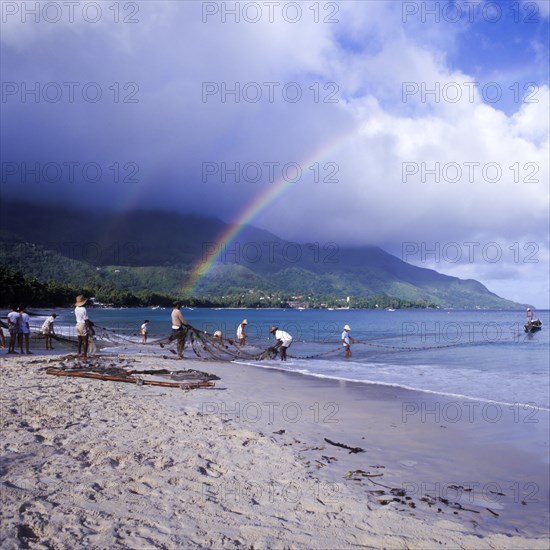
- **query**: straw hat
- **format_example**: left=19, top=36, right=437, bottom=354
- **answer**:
left=75, top=295, right=88, bottom=307
left=344, top=324, right=350, bottom=331
left=269, top=326, right=278, bottom=333
left=242, top=319, right=248, bottom=325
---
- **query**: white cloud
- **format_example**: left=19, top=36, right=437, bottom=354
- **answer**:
left=1, top=0, right=548, bottom=304
left=524, top=0, right=550, bottom=18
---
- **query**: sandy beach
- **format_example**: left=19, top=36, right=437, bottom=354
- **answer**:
left=1, top=350, right=548, bottom=549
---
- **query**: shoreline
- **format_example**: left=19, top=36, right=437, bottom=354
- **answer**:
left=233, top=359, right=550, bottom=412
left=10, top=348, right=548, bottom=414
left=4, top=306, right=547, bottom=413
left=1, top=350, right=548, bottom=548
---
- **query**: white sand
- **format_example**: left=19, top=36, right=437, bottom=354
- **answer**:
left=1, top=353, right=548, bottom=549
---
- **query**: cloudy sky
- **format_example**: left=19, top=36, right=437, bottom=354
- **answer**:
left=1, top=0, right=549, bottom=306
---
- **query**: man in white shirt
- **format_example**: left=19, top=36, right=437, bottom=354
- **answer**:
left=140, top=320, right=149, bottom=343
left=237, top=319, right=248, bottom=346
left=527, top=308, right=534, bottom=326
left=269, top=326, right=293, bottom=361
left=341, top=324, right=356, bottom=358
left=74, top=295, right=89, bottom=358
left=171, top=302, right=188, bottom=359
left=42, top=314, right=57, bottom=350
left=7, top=305, right=20, bottom=354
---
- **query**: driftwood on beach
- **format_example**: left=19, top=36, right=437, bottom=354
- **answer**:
left=324, top=438, right=365, bottom=454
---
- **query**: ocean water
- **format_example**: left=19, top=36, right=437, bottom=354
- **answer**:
left=23, top=307, right=550, bottom=411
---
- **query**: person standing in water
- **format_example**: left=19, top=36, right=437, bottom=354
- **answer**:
left=269, top=326, right=293, bottom=361
left=140, top=320, right=150, bottom=343
left=341, top=324, right=356, bottom=359
left=237, top=319, right=248, bottom=346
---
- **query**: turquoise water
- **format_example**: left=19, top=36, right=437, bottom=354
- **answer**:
left=27, top=307, right=550, bottom=410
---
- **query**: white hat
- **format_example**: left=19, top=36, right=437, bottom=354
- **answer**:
left=75, top=295, right=88, bottom=307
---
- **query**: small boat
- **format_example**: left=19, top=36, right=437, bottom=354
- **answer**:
left=525, top=319, right=542, bottom=333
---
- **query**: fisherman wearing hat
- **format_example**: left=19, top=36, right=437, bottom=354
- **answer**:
left=527, top=307, right=534, bottom=327
left=237, top=319, right=248, bottom=346
left=269, top=325, right=293, bottom=361
left=74, top=295, right=89, bottom=358
left=341, top=324, right=356, bottom=358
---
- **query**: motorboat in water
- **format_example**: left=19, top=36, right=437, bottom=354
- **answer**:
left=525, top=319, right=543, bottom=333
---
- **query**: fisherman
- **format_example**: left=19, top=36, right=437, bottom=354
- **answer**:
left=527, top=307, right=534, bottom=327
left=171, top=302, right=189, bottom=359
left=42, top=313, right=57, bottom=350
left=7, top=305, right=20, bottom=354
left=74, top=295, right=90, bottom=359
left=213, top=330, right=223, bottom=348
left=237, top=319, right=248, bottom=346
left=341, top=324, right=356, bottom=359
left=140, top=320, right=150, bottom=343
left=18, top=305, right=31, bottom=355
left=86, top=319, right=96, bottom=356
left=269, top=326, right=293, bottom=361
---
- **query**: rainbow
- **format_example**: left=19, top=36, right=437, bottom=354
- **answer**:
left=181, top=69, right=542, bottom=296
left=182, top=124, right=359, bottom=296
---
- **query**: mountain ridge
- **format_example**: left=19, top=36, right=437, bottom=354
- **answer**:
left=0, top=201, right=523, bottom=308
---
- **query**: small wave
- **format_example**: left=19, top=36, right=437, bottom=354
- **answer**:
left=233, top=360, right=550, bottom=412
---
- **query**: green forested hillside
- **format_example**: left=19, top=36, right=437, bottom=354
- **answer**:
left=0, top=203, right=523, bottom=309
